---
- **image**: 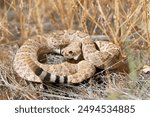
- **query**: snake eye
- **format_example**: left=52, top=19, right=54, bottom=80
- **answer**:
left=68, top=51, right=73, bottom=55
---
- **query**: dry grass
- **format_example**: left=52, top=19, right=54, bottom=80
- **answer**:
left=0, top=0, right=150, bottom=100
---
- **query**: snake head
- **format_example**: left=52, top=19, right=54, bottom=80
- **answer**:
left=61, top=48, right=82, bottom=60
left=61, top=42, right=82, bottom=60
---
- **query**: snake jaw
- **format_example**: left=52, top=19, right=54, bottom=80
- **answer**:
left=73, top=53, right=82, bottom=60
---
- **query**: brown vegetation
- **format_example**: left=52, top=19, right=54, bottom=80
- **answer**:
left=0, top=0, right=150, bottom=99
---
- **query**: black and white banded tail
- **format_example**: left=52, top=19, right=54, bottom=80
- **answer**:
left=34, top=67, right=68, bottom=83
left=26, top=57, right=69, bottom=84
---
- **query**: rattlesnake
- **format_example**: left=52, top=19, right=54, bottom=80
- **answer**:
left=13, top=30, right=120, bottom=84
